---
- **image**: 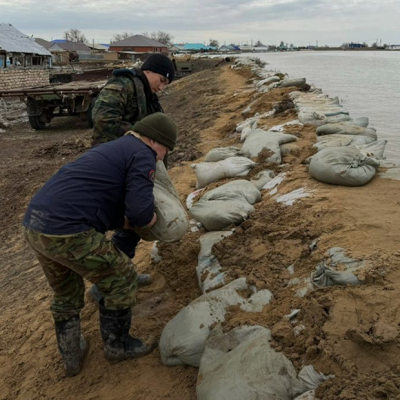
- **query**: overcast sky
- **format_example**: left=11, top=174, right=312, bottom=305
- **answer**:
left=1, top=0, right=399, bottom=47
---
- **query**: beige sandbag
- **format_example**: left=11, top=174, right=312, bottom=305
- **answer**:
left=309, top=147, right=379, bottom=186
left=241, top=128, right=297, bottom=164
left=197, top=325, right=303, bottom=400
left=159, top=278, right=273, bottom=367
left=193, top=157, right=255, bottom=189
left=134, top=161, right=189, bottom=242
left=189, top=180, right=260, bottom=231
left=204, top=146, right=249, bottom=162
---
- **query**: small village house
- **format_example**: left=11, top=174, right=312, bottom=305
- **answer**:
left=109, top=35, right=168, bottom=60
left=34, top=38, right=52, bottom=50
left=0, top=23, right=51, bottom=69
left=49, top=41, right=91, bottom=64
left=0, top=23, right=51, bottom=90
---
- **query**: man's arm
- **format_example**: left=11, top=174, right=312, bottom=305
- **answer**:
left=124, top=149, right=157, bottom=228
left=123, top=213, right=157, bottom=230
left=92, top=78, right=137, bottom=143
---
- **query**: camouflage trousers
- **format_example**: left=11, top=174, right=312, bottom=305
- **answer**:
left=23, top=227, right=138, bottom=321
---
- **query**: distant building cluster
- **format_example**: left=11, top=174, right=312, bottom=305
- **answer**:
left=1, top=23, right=399, bottom=70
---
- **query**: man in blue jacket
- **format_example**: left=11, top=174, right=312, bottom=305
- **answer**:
left=23, top=113, right=177, bottom=377
left=91, top=53, right=176, bottom=285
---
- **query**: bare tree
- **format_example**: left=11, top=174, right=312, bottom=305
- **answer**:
left=142, top=31, right=174, bottom=46
left=209, top=38, right=219, bottom=47
left=111, top=32, right=133, bottom=43
left=64, top=29, right=88, bottom=43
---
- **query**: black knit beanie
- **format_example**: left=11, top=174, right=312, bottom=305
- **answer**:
left=133, top=113, right=177, bottom=150
left=141, top=54, right=175, bottom=83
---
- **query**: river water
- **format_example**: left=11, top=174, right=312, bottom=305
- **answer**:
left=243, top=51, right=400, bottom=162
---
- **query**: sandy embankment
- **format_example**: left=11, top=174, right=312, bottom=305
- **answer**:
left=159, top=60, right=400, bottom=399
left=1, top=59, right=400, bottom=400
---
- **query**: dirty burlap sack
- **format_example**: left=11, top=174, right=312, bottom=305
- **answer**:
left=133, top=161, right=189, bottom=242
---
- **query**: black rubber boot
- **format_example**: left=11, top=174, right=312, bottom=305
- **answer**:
left=54, top=316, right=88, bottom=377
left=88, top=274, right=152, bottom=305
left=99, top=302, right=156, bottom=363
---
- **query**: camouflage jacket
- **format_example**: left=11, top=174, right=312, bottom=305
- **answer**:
left=91, top=69, right=163, bottom=145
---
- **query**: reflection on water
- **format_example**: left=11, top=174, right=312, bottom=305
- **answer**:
left=244, top=51, right=400, bottom=161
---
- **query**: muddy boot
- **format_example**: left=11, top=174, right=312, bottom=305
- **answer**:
left=54, top=316, right=88, bottom=377
left=99, top=302, right=156, bottom=363
left=88, top=274, right=152, bottom=305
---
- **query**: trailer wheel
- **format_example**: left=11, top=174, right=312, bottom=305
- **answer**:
left=29, top=114, right=46, bottom=130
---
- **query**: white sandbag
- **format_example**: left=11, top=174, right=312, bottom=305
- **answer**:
left=256, top=75, right=280, bottom=87
left=269, top=119, right=303, bottom=132
left=250, top=169, right=275, bottom=190
left=351, top=117, right=369, bottom=127
left=150, top=241, right=162, bottom=263
left=241, top=128, right=297, bottom=164
left=325, top=114, right=353, bottom=123
left=278, top=77, right=306, bottom=88
left=309, top=147, right=379, bottom=186
left=292, top=93, right=341, bottom=110
left=316, top=122, right=377, bottom=139
left=241, top=122, right=258, bottom=141
left=276, top=188, right=312, bottom=206
left=193, top=157, right=255, bottom=188
left=356, top=140, right=387, bottom=159
left=189, top=198, right=255, bottom=231
left=280, top=141, right=300, bottom=156
left=298, top=111, right=327, bottom=126
left=186, top=188, right=205, bottom=209
left=293, top=91, right=349, bottom=121
left=189, top=180, right=261, bottom=231
left=133, top=161, right=189, bottom=242
left=297, top=365, right=335, bottom=391
left=201, top=179, right=261, bottom=204
left=287, top=276, right=314, bottom=298
left=197, top=325, right=303, bottom=400
left=204, top=146, right=249, bottom=162
left=313, top=134, right=376, bottom=151
left=308, top=84, right=322, bottom=94
left=197, top=231, right=233, bottom=293
left=159, top=278, right=273, bottom=367
left=312, top=247, right=367, bottom=287
left=236, top=115, right=259, bottom=133
left=262, top=172, right=286, bottom=191
left=298, top=111, right=351, bottom=126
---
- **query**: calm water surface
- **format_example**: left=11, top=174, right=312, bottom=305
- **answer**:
left=246, top=51, right=400, bottom=161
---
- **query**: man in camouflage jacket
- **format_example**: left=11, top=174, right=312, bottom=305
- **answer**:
left=23, top=113, right=177, bottom=377
left=91, top=53, right=175, bottom=145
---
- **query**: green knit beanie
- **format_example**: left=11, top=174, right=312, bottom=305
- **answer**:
left=133, top=113, right=177, bottom=151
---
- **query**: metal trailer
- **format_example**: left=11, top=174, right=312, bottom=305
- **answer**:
left=0, top=79, right=106, bottom=130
